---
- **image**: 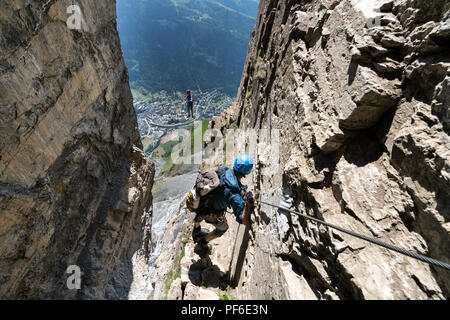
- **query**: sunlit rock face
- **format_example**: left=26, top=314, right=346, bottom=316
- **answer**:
left=207, top=0, right=449, bottom=299
left=0, top=0, right=154, bottom=299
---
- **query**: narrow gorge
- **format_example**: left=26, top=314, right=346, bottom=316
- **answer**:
left=151, top=0, right=450, bottom=300
left=0, top=0, right=449, bottom=300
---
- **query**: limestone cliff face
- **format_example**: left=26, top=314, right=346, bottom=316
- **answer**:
left=208, top=0, right=449, bottom=299
left=0, top=0, right=154, bottom=299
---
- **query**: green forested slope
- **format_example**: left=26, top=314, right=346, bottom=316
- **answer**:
left=116, top=0, right=259, bottom=96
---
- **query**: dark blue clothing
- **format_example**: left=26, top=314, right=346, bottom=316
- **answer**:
left=208, top=167, right=246, bottom=223
left=186, top=95, right=193, bottom=111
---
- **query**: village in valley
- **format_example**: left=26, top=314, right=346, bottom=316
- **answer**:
left=134, top=89, right=234, bottom=157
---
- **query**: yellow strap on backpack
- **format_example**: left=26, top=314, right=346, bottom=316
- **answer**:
left=186, top=191, right=195, bottom=212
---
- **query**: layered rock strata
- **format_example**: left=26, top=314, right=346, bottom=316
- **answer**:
left=0, top=0, right=154, bottom=299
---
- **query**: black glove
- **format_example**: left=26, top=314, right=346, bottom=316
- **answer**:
left=244, top=191, right=255, bottom=205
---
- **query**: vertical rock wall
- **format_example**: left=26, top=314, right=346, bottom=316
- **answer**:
left=210, top=0, right=449, bottom=299
left=0, top=0, right=154, bottom=299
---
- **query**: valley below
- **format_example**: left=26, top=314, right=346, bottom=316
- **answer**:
left=1, top=0, right=448, bottom=301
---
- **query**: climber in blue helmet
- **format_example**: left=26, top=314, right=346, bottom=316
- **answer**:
left=192, top=154, right=256, bottom=254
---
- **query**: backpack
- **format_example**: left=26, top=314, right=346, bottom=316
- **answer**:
left=186, top=168, right=226, bottom=212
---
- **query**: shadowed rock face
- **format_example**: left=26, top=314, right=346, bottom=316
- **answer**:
left=0, top=0, right=154, bottom=299
left=206, top=0, right=449, bottom=299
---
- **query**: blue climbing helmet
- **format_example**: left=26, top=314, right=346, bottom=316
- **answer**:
left=233, top=154, right=253, bottom=176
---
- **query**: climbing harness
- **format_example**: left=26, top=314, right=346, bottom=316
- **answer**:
left=257, top=199, right=450, bottom=271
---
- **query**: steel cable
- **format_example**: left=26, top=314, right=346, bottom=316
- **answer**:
left=258, top=200, right=450, bottom=271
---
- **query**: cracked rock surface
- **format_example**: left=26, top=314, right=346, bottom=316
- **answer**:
left=0, top=0, right=154, bottom=299
left=204, top=0, right=449, bottom=299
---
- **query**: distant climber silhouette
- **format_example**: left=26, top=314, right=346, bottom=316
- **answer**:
left=186, top=89, right=194, bottom=119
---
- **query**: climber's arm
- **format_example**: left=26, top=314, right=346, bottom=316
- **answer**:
left=224, top=189, right=255, bottom=226
left=224, top=189, right=246, bottom=224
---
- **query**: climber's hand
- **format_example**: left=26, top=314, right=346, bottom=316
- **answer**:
left=244, top=191, right=255, bottom=205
